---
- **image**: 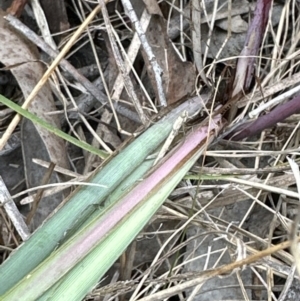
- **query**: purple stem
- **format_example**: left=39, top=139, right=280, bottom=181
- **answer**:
left=232, top=0, right=272, bottom=97
left=231, top=94, right=300, bottom=141
left=244, top=0, right=272, bottom=90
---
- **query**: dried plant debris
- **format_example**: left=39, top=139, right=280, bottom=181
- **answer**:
left=144, top=7, right=196, bottom=105
left=0, top=8, right=69, bottom=229
left=1, top=0, right=300, bottom=300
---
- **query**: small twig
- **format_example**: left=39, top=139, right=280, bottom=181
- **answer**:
left=136, top=239, right=300, bottom=301
left=204, top=1, right=232, bottom=81
left=231, top=93, right=300, bottom=141
left=5, top=3, right=139, bottom=125
left=31, top=0, right=56, bottom=48
left=237, top=71, right=300, bottom=109
left=99, top=0, right=147, bottom=126
left=191, top=0, right=208, bottom=85
left=0, top=177, right=30, bottom=241
left=4, top=14, right=108, bottom=105
left=153, top=110, right=188, bottom=166
left=277, top=265, right=296, bottom=301
left=192, top=163, right=294, bottom=176
left=202, top=0, right=220, bottom=67
left=0, top=5, right=103, bottom=150
left=26, top=163, right=56, bottom=225
left=287, top=157, right=300, bottom=277
left=121, top=0, right=167, bottom=107
left=262, top=48, right=300, bottom=88
left=249, top=84, right=300, bottom=118
left=111, top=8, right=155, bottom=113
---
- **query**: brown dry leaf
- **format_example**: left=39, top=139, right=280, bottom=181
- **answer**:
left=39, top=0, right=69, bottom=38
left=143, top=0, right=163, bottom=16
left=143, top=2, right=196, bottom=105
left=0, top=9, right=69, bottom=229
left=6, top=0, right=28, bottom=17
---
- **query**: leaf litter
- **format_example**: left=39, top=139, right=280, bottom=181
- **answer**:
left=0, top=0, right=300, bottom=300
